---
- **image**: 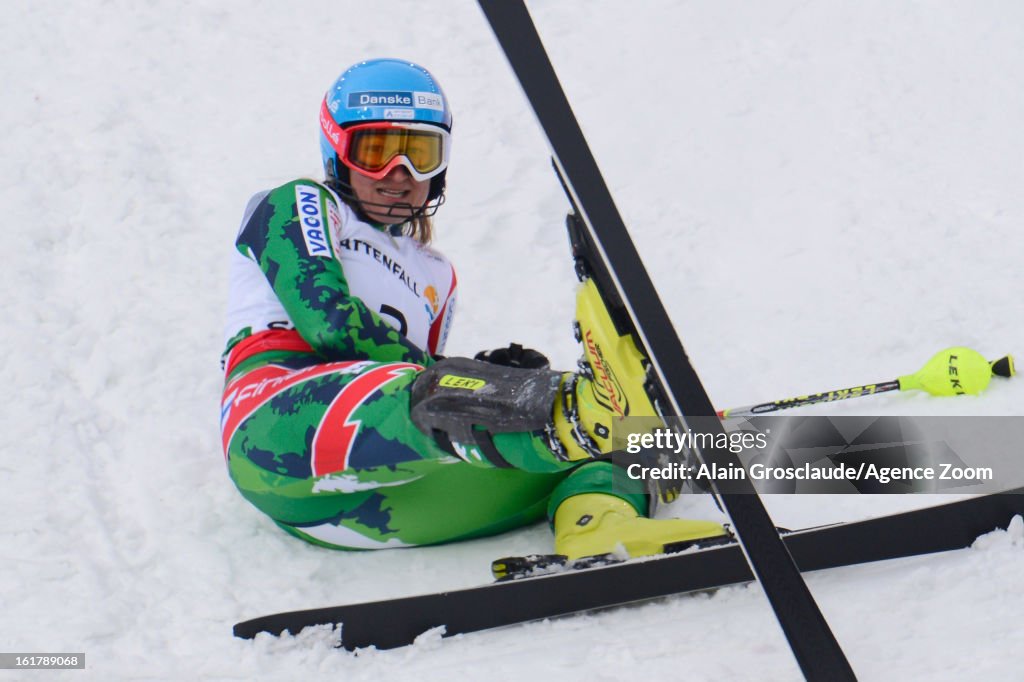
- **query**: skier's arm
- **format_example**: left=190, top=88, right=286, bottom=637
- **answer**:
left=237, top=180, right=432, bottom=365
left=426, top=269, right=457, bottom=356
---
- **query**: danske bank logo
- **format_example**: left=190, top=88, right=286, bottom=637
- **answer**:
left=348, top=91, right=445, bottom=111
left=349, top=91, right=413, bottom=107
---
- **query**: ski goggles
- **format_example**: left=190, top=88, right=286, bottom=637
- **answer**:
left=322, top=106, right=451, bottom=182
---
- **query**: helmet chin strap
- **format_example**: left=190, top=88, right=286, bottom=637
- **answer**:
left=326, top=172, right=445, bottom=227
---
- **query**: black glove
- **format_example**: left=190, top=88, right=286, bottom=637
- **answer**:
left=474, top=342, right=550, bottom=370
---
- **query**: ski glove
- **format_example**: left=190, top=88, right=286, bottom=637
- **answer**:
left=474, top=342, right=550, bottom=370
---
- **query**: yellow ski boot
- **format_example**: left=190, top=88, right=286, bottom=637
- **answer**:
left=553, top=493, right=727, bottom=561
left=550, top=278, right=661, bottom=461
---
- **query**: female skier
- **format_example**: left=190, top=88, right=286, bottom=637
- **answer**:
left=220, top=58, right=724, bottom=562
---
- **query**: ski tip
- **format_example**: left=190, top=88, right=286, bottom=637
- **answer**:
left=233, top=619, right=269, bottom=640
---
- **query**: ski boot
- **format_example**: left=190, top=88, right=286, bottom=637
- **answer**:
left=554, top=493, right=727, bottom=561
left=548, top=277, right=662, bottom=461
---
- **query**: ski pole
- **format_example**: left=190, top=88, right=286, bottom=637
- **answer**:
left=718, top=347, right=1015, bottom=418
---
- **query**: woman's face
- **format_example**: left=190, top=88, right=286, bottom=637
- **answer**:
left=349, top=164, right=430, bottom=224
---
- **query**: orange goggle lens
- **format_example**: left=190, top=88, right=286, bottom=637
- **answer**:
left=347, top=128, right=445, bottom=176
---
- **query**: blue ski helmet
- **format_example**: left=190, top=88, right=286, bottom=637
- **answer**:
left=320, top=58, right=452, bottom=205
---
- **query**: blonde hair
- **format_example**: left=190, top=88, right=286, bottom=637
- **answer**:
left=408, top=215, right=433, bottom=244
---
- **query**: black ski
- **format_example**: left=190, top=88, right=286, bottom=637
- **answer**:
left=233, top=489, right=1024, bottom=649
left=475, top=2, right=854, bottom=680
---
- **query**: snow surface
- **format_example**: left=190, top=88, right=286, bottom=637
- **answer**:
left=3, top=1, right=1023, bottom=680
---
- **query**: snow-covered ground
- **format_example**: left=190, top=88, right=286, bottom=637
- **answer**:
left=2, top=1, right=1022, bottom=680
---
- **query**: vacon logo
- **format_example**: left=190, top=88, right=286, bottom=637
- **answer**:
left=294, top=185, right=330, bottom=258
left=348, top=91, right=414, bottom=107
